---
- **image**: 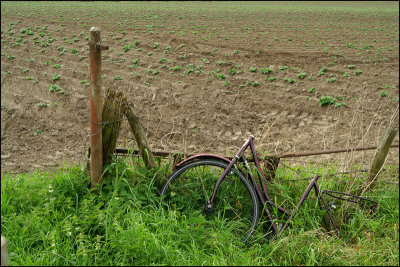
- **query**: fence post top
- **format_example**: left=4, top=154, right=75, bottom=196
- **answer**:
left=90, top=27, right=101, bottom=32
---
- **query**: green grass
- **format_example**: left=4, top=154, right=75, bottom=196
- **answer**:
left=1, top=156, right=398, bottom=266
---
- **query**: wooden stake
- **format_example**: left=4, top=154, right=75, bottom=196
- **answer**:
left=102, top=89, right=126, bottom=164
left=89, top=27, right=103, bottom=188
left=125, top=103, right=157, bottom=170
left=1, top=235, right=8, bottom=266
left=363, top=127, right=398, bottom=192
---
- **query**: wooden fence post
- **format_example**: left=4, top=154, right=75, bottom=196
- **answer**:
left=1, top=235, right=8, bottom=266
left=125, top=103, right=157, bottom=170
left=89, top=27, right=103, bottom=188
left=363, top=127, right=398, bottom=192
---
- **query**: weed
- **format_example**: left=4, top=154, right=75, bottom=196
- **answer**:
left=354, top=70, right=362, bottom=75
left=347, top=65, right=356, bottom=69
left=114, top=75, right=122, bottom=80
left=308, top=87, right=316, bottom=93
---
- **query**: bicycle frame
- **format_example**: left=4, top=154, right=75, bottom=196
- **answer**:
left=206, top=135, right=339, bottom=237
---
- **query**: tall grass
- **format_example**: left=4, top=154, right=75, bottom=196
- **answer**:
left=1, top=157, right=398, bottom=266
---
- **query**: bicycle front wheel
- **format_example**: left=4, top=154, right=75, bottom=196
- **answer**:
left=160, top=158, right=260, bottom=243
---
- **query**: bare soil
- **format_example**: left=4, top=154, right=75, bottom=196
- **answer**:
left=1, top=1, right=399, bottom=175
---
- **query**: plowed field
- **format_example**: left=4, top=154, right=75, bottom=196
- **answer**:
left=1, top=1, right=399, bottom=175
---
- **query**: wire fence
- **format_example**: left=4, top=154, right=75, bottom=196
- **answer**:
left=81, top=90, right=399, bottom=186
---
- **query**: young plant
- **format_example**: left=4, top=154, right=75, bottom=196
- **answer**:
left=298, top=72, right=308, bottom=79
left=248, top=66, right=257, bottom=72
left=260, top=67, right=273, bottom=74
left=317, top=66, right=327, bottom=76
left=51, top=74, right=60, bottom=81
left=284, top=78, right=296, bottom=83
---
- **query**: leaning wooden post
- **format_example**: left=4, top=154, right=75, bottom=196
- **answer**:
left=363, top=127, right=397, bottom=192
left=125, top=103, right=157, bottom=170
left=89, top=27, right=103, bottom=188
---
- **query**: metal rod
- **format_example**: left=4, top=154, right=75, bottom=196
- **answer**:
left=111, top=142, right=399, bottom=161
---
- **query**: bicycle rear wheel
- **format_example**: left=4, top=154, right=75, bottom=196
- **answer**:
left=160, top=158, right=260, bottom=243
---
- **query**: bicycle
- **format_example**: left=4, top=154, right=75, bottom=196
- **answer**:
left=160, top=135, right=373, bottom=243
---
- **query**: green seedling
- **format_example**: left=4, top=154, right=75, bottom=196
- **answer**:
left=51, top=74, right=60, bottom=81
left=249, top=66, right=257, bottom=72
left=261, top=67, right=273, bottom=74
left=284, top=78, right=296, bottom=83
left=317, top=66, right=327, bottom=76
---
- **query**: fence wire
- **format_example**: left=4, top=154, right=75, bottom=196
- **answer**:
left=81, top=93, right=399, bottom=186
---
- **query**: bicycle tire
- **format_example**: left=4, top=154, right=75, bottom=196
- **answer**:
left=160, top=158, right=260, bottom=243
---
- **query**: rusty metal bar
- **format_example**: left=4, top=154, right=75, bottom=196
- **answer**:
left=276, top=143, right=399, bottom=159
left=89, top=27, right=103, bottom=188
left=110, top=142, right=399, bottom=161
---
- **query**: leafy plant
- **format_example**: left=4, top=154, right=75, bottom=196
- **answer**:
left=249, top=66, right=257, bottom=72
left=217, top=73, right=226, bottom=80
left=318, top=95, right=346, bottom=107
left=51, top=74, right=61, bottom=81
left=114, top=75, right=122, bottom=80
left=298, top=72, right=308, bottom=79
left=380, top=91, right=388, bottom=97
left=326, top=78, right=337, bottom=83
left=260, top=67, right=273, bottom=74
left=318, top=95, right=336, bottom=106
left=284, top=78, right=296, bottom=83
left=317, top=66, right=327, bottom=76
left=48, top=84, right=61, bottom=92
left=354, top=70, right=362, bottom=75
left=172, top=65, right=182, bottom=71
